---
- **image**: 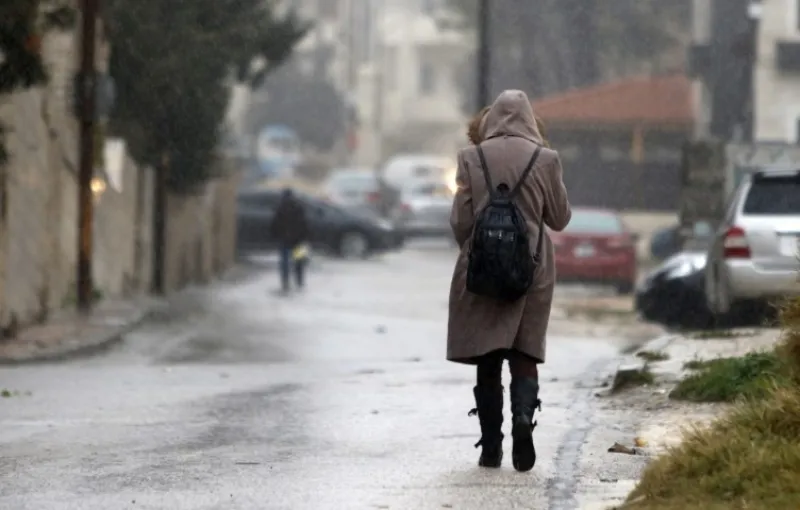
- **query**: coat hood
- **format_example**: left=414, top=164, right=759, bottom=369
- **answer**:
left=481, top=89, right=543, bottom=144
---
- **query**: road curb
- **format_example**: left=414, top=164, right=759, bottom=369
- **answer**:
left=0, top=307, right=158, bottom=366
left=611, top=333, right=680, bottom=391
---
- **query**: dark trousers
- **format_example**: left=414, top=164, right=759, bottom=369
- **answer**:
left=279, top=245, right=306, bottom=291
left=476, top=349, right=539, bottom=387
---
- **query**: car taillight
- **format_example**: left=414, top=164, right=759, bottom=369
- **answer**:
left=399, top=203, right=411, bottom=213
left=723, top=226, right=751, bottom=259
left=367, top=191, right=381, bottom=203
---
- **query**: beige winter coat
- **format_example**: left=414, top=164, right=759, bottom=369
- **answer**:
left=446, top=90, right=572, bottom=364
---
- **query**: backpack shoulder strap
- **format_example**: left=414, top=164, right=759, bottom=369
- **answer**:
left=509, top=146, right=543, bottom=199
left=509, top=145, right=547, bottom=259
left=475, top=145, right=495, bottom=198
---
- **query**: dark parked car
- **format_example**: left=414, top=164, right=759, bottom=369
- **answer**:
left=649, top=221, right=714, bottom=261
left=236, top=189, right=402, bottom=258
left=635, top=249, right=712, bottom=329
left=649, top=224, right=681, bottom=261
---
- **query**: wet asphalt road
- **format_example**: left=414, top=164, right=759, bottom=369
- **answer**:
left=0, top=242, right=646, bottom=509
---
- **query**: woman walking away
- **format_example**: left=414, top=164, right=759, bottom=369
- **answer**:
left=448, top=90, right=571, bottom=472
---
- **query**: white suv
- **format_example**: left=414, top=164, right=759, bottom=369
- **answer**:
left=705, top=168, right=800, bottom=316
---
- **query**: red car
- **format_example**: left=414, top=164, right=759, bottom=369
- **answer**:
left=550, top=207, right=638, bottom=294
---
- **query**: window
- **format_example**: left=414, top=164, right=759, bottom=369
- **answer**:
left=563, top=211, right=623, bottom=234
left=743, top=174, right=800, bottom=214
left=238, top=192, right=280, bottom=210
left=419, top=62, right=435, bottom=95
left=328, top=174, right=377, bottom=196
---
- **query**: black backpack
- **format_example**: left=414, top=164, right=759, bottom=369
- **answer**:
left=466, top=145, right=544, bottom=301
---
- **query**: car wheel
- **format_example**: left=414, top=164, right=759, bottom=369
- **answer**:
left=338, top=231, right=370, bottom=259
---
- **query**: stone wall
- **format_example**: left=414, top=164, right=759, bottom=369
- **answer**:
left=0, top=29, right=82, bottom=327
left=93, top=154, right=154, bottom=297
left=161, top=166, right=241, bottom=293
left=0, top=95, right=154, bottom=329
left=0, top=27, right=242, bottom=334
left=0, top=29, right=153, bottom=330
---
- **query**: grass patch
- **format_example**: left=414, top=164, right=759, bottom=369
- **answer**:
left=623, top=297, right=800, bottom=510
left=612, top=365, right=655, bottom=393
left=636, top=350, right=670, bottom=362
left=625, top=387, right=800, bottom=510
left=682, top=359, right=706, bottom=370
left=669, top=351, right=788, bottom=402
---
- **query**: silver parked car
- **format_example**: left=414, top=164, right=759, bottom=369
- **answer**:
left=323, top=168, right=400, bottom=219
left=705, top=168, right=800, bottom=316
left=323, top=169, right=381, bottom=210
left=391, top=179, right=455, bottom=238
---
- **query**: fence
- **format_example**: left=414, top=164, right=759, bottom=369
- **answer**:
left=560, top=156, right=681, bottom=212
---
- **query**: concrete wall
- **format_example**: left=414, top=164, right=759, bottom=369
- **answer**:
left=0, top=28, right=82, bottom=326
left=94, top=155, right=154, bottom=297
left=0, top=91, right=154, bottom=328
left=0, top=89, right=61, bottom=324
left=0, top=26, right=240, bottom=334
left=161, top=167, right=241, bottom=294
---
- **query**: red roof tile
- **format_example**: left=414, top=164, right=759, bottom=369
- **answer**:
left=532, top=74, right=693, bottom=127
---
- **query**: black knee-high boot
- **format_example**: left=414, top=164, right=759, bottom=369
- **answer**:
left=510, top=377, right=541, bottom=472
left=469, top=385, right=504, bottom=468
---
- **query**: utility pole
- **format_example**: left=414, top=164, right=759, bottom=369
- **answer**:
left=476, top=0, right=490, bottom=111
left=77, top=0, right=98, bottom=312
left=372, top=0, right=384, bottom=166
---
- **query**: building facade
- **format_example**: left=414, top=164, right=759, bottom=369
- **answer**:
left=358, top=0, right=471, bottom=166
left=689, top=0, right=800, bottom=144
left=752, top=0, right=800, bottom=142
left=278, top=0, right=471, bottom=167
left=688, top=0, right=755, bottom=141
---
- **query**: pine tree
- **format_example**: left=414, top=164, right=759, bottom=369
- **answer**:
left=105, top=0, right=308, bottom=193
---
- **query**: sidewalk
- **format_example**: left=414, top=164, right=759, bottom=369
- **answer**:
left=585, top=327, right=782, bottom=508
left=0, top=263, right=264, bottom=365
left=604, top=327, right=782, bottom=453
left=0, top=298, right=159, bottom=364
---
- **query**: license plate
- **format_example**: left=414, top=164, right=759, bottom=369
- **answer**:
left=780, top=235, right=799, bottom=257
left=573, top=243, right=596, bottom=258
